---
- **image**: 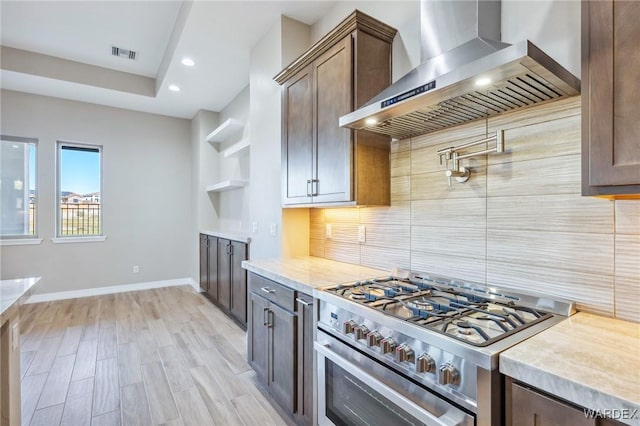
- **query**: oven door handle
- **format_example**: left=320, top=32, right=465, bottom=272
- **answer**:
left=315, top=342, right=465, bottom=426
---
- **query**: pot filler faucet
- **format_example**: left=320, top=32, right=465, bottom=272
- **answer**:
left=437, top=129, right=505, bottom=186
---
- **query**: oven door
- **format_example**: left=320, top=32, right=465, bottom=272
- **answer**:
left=316, top=331, right=474, bottom=426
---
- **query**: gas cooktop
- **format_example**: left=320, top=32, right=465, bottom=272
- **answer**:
left=324, top=274, right=554, bottom=347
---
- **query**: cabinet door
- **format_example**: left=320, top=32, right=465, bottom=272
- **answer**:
left=248, top=292, right=269, bottom=383
left=229, top=241, right=247, bottom=325
left=510, top=382, right=595, bottom=426
left=583, top=0, right=640, bottom=194
left=269, top=302, right=297, bottom=414
left=206, top=236, right=218, bottom=301
left=296, top=294, right=314, bottom=425
left=217, top=238, right=231, bottom=309
left=199, top=234, right=209, bottom=292
left=313, top=35, right=354, bottom=204
left=282, top=65, right=314, bottom=205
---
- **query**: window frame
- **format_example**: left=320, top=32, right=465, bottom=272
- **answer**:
left=0, top=135, right=40, bottom=243
left=55, top=140, right=104, bottom=240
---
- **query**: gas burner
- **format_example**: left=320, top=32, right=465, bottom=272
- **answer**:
left=325, top=273, right=559, bottom=347
left=350, top=290, right=366, bottom=301
left=456, top=321, right=474, bottom=335
left=408, top=300, right=434, bottom=311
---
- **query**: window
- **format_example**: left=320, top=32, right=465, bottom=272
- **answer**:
left=57, top=142, right=102, bottom=237
left=1, top=136, right=37, bottom=238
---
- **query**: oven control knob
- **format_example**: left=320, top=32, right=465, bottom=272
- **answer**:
left=416, top=353, right=435, bottom=374
left=380, top=337, right=397, bottom=354
left=366, top=330, right=382, bottom=347
left=343, top=320, right=356, bottom=334
left=354, top=324, right=370, bottom=340
left=395, top=344, right=415, bottom=364
left=438, top=363, right=460, bottom=386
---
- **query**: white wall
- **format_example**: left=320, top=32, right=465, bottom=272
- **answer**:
left=0, top=90, right=192, bottom=295
left=217, top=85, right=250, bottom=233
left=190, top=108, right=219, bottom=280
left=247, top=16, right=313, bottom=260
left=502, top=0, right=581, bottom=78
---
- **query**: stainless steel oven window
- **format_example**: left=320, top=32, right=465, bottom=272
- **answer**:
left=325, top=359, right=425, bottom=426
left=315, top=332, right=474, bottom=426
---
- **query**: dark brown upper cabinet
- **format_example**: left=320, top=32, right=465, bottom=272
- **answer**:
left=276, top=11, right=397, bottom=207
left=582, top=0, right=640, bottom=198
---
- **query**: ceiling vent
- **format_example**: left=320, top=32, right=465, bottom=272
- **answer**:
left=111, top=46, right=136, bottom=60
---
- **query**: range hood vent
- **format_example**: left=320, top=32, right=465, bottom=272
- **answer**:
left=339, top=0, right=580, bottom=140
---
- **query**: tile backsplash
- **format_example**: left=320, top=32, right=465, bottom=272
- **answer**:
left=310, top=97, right=640, bottom=322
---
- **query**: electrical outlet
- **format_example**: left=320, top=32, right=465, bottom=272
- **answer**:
left=326, top=224, right=332, bottom=239
left=270, top=223, right=277, bottom=237
left=11, top=322, right=19, bottom=351
left=358, top=225, right=366, bottom=243
left=133, top=265, right=139, bottom=273
left=252, top=221, right=258, bottom=234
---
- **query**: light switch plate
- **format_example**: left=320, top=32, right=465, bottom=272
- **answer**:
left=358, top=225, right=366, bottom=243
left=325, top=224, right=332, bottom=239
left=270, top=223, right=277, bottom=237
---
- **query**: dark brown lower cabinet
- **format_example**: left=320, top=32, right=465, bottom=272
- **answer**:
left=199, top=234, right=247, bottom=328
left=507, top=378, right=623, bottom=426
left=229, top=241, right=247, bottom=323
left=247, top=272, right=313, bottom=425
left=199, top=234, right=218, bottom=299
left=296, top=293, right=314, bottom=425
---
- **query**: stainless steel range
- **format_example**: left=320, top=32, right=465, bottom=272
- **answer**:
left=314, top=269, right=575, bottom=426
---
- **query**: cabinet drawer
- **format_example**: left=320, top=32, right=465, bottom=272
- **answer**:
left=248, top=273, right=296, bottom=311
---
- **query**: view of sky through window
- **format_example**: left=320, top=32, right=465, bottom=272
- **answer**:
left=60, top=147, right=100, bottom=194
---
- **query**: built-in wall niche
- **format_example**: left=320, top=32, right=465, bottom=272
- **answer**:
left=205, top=118, right=250, bottom=193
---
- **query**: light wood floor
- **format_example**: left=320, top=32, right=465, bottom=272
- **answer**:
left=19, top=285, right=293, bottom=426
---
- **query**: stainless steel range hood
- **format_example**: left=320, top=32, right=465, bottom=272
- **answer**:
left=339, top=0, right=580, bottom=140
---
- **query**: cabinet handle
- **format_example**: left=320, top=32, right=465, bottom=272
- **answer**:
left=312, top=179, right=319, bottom=196
left=261, top=287, right=275, bottom=294
left=296, top=298, right=313, bottom=307
left=307, top=179, right=312, bottom=197
left=267, top=310, right=274, bottom=328
left=263, top=307, right=269, bottom=326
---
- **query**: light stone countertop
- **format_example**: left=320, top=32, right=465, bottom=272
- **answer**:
left=200, top=229, right=251, bottom=244
left=1, top=277, right=41, bottom=326
left=500, top=312, right=640, bottom=425
left=242, top=256, right=388, bottom=294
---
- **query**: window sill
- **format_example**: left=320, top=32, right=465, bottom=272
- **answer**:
left=0, top=238, right=43, bottom=246
left=51, top=236, right=107, bottom=244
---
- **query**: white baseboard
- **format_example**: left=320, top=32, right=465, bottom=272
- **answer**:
left=26, top=277, right=200, bottom=304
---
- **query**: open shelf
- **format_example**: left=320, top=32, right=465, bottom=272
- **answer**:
left=206, top=180, right=248, bottom=192
left=206, top=118, right=244, bottom=145
left=223, top=139, right=250, bottom=158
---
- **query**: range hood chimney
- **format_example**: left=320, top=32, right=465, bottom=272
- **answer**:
left=339, top=0, right=580, bottom=140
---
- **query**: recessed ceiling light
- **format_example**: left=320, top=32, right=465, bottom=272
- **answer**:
left=181, top=57, right=195, bottom=67
left=168, top=84, right=181, bottom=92
left=365, top=118, right=378, bottom=125
left=475, top=77, right=491, bottom=87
